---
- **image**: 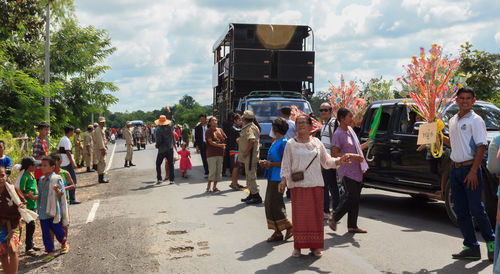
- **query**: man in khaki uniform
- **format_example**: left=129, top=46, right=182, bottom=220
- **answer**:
left=95, top=117, right=109, bottom=183
left=84, top=124, right=95, bottom=172
left=123, top=121, right=136, bottom=167
left=238, top=110, right=262, bottom=205
left=74, top=128, right=84, bottom=167
left=92, top=122, right=99, bottom=170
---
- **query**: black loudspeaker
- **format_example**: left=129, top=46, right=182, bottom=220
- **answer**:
left=233, top=49, right=272, bottom=64
left=232, top=49, right=273, bottom=80
left=277, top=51, right=314, bottom=81
left=232, top=64, right=272, bottom=80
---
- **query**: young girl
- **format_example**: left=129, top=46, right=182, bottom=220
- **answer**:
left=18, top=157, right=41, bottom=254
left=177, top=142, right=192, bottom=178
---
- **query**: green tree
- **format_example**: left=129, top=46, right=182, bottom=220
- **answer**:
left=459, top=42, right=500, bottom=105
left=360, top=77, right=394, bottom=104
left=309, top=90, right=329, bottom=116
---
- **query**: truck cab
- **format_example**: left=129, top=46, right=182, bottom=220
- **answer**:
left=237, top=91, right=312, bottom=158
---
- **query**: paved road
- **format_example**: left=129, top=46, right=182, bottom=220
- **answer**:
left=25, top=139, right=494, bottom=273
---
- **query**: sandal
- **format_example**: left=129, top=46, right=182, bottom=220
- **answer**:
left=310, top=248, right=323, bottom=257
left=285, top=228, right=293, bottom=240
left=348, top=228, right=367, bottom=233
left=237, top=184, right=246, bottom=189
left=60, top=244, right=70, bottom=254
left=212, top=188, right=221, bottom=193
left=206, top=188, right=211, bottom=193
left=266, top=232, right=283, bottom=242
left=42, top=255, right=55, bottom=263
left=292, top=249, right=301, bottom=258
left=229, top=184, right=239, bottom=190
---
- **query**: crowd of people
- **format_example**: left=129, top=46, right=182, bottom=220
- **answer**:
left=2, top=87, right=500, bottom=273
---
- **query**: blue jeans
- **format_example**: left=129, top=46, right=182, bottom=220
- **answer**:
left=449, top=165, right=494, bottom=248
left=62, top=164, right=77, bottom=202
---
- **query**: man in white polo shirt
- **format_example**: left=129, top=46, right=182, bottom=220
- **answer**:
left=444, top=87, right=495, bottom=261
left=58, top=125, right=80, bottom=204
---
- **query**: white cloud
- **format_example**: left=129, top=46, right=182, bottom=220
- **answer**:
left=73, top=0, right=500, bottom=112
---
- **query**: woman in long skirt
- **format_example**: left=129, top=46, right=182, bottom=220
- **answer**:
left=260, top=118, right=293, bottom=242
left=280, top=114, right=350, bottom=257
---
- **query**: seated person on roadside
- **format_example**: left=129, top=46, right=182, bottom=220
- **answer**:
left=0, top=166, right=26, bottom=274
left=443, top=87, right=495, bottom=261
left=38, top=156, right=69, bottom=263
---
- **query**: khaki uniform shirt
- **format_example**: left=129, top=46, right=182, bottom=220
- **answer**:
left=84, top=131, right=93, bottom=150
left=124, top=127, right=133, bottom=145
left=74, top=134, right=83, bottom=149
left=95, top=126, right=107, bottom=151
left=238, top=122, right=260, bottom=164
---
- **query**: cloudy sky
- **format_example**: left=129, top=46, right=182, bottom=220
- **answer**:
left=75, top=0, right=500, bottom=112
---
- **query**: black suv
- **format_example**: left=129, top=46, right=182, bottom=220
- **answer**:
left=358, top=99, right=500, bottom=225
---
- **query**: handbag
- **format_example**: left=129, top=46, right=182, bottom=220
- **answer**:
left=291, top=152, right=318, bottom=182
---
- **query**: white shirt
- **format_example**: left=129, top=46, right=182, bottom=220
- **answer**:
left=320, top=117, right=335, bottom=155
left=202, top=125, right=207, bottom=143
left=58, top=136, right=74, bottom=167
left=270, top=118, right=297, bottom=140
left=449, top=110, right=487, bottom=163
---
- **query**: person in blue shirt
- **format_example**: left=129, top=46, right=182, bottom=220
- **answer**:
left=0, top=141, right=12, bottom=170
left=259, top=118, right=293, bottom=242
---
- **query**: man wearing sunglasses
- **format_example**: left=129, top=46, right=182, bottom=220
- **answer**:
left=319, top=102, right=340, bottom=219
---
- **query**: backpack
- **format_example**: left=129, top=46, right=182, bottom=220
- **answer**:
left=487, top=134, right=500, bottom=174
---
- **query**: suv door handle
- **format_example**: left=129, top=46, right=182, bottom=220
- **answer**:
left=390, top=139, right=401, bottom=144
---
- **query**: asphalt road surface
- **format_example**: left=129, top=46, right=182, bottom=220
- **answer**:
left=23, top=139, right=494, bottom=273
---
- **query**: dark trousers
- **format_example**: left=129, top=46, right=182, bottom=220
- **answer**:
left=62, top=164, right=77, bottom=202
left=25, top=220, right=36, bottom=251
left=200, top=143, right=209, bottom=175
left=222, top=147, right=230, bottom=175
left=334, top=176, right=362, bottom=229
left=156, top=149, right=175, bottom=181
left=450, top=165, right=495, bottom=248
left=322, top=168, right=339, bottom=214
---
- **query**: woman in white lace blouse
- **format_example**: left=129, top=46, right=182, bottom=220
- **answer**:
left=280, top=114, right=350, bottom=257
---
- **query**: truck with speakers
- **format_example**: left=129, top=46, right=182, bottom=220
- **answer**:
left=212, top=23, right=315, bottom=158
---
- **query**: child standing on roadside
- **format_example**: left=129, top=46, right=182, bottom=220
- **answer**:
left=0, top=166, right=26, bottom=274
left=38, top=156, right=69, bottom=263
left=177, top=142, right=192, bottom=178
left=18, top=157, right=41, bottom=254
left=50, top=153, right=75, bottom=236
left=0, top=141, right=12, bottom=171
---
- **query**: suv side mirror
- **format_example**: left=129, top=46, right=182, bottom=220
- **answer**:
left=414, top=121, right=425, bottom=132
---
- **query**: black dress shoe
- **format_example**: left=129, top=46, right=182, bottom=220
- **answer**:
left=246, top=194, right=262, bottom=205
left=241, top=194, right=253, bottom=202
left=129, top=162, right=136, bottom=166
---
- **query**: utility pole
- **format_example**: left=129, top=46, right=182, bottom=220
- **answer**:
left=44, top=2, right=50, bottom=122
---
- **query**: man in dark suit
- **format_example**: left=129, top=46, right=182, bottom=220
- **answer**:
left=195, top=114, right=209, bottom=177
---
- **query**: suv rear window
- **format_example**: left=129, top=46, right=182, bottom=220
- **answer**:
left=442, top=104, right=500, bottom=130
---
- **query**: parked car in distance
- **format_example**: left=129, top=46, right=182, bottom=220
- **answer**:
left=358, top=99, right=500, bottom=225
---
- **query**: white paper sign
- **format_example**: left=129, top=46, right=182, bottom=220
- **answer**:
left=417, top=122, right=437, bottom=145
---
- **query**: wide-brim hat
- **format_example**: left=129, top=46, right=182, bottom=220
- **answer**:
left=155, top=115, right=169, bottom=126
left=98, top=117, right=106, bottom=123
left=243, top=110, right=255, bottom=119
